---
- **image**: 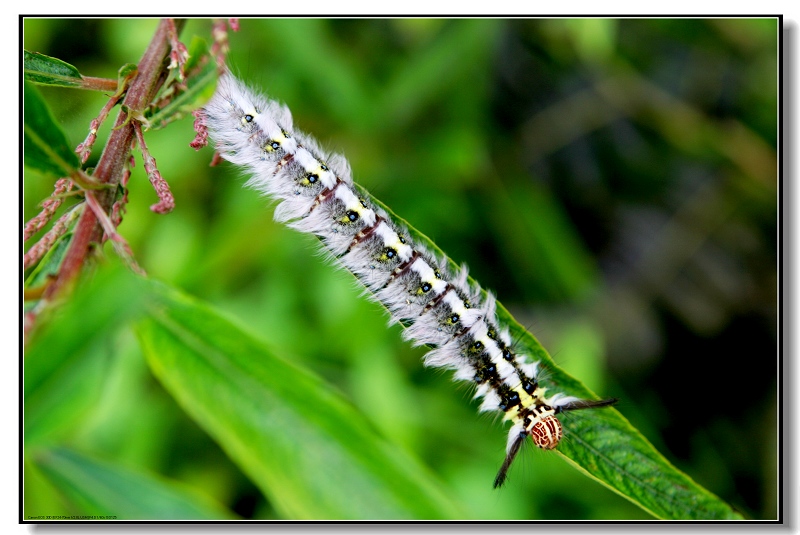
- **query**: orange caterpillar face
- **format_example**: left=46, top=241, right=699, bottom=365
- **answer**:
left=530, top=414, right=563, bottom=450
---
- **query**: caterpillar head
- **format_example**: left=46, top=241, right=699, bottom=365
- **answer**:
left=203, top=74, right=296, bottom=167
left=529, top=413, right=563, bottom=450
left=493, top=397, right=618, bottom=488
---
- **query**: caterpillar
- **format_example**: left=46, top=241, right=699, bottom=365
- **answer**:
left=200, top=73, right=618, bottom=488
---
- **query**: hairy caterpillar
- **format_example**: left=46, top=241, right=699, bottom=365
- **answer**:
left=200, top=73, right=617, bottom=487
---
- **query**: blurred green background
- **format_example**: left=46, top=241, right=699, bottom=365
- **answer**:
left=23, top=18, right=778, bottom=520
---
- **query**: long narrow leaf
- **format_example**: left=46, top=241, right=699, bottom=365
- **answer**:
left=33, top=447, right=235, bottom=520
left=137, top=283, right=464, bottom=520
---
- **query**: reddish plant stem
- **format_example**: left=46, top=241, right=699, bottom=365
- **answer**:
left=79, top=76, right=119, bottom=92
left=76, top=88, right=127, bottom=164
left=43, top=18, right=186, bottom=301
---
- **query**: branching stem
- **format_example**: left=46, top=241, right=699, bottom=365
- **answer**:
left=42, top=18, right=186, bottom=301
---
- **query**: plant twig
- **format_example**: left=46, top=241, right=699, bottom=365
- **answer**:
left=23, top=204, right=83, bottom=270
left=78, top=76, right=119, bottom=92
left=75, top=86, right=128, bottom=164
left=133, top=120, right=175, bottom=214
left=23, top=178, right=73, bottom=241
left=84, top=191, right=145, bottom=276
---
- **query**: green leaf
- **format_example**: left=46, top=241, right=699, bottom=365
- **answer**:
left=183, top=35, right=209, bottom=74
left=24, top=50, right=84, bottom=87
left=24, top=265, right=150, bottom=448
left=33, top=447, right=235, bottom=520
left=24, top=456, right=72, bottom=519
left=24, top=341, right=109, bottom=449
left=114, top=63, right=138, bottom=97
left=23, top=81, right=81, bottom=177
left=136, top=284, right=463, bottom=520
left=361, top=187, right=742, bottom=520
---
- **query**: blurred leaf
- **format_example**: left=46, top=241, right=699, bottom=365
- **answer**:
left=24, top=457, right=72, bottom=519
left=33, top=447, right=234, bottom=520
left=24, top=50, right=83, bottom=87
left=24, top=343, right=110, bottom=449
left=375, top=19, right=502, bottom=130
left=23, top=81, right=81, bottom=177
left=563, top=18, right=618, bottom=64
left=24, top=265, right=150, bottom=447
left=261, top=19, right=368, bottom=123
left=487, top=180, right=600, bottom=301
left=183, top=35, right=209, bottom=73
left=136, top=283, right=463, bottom=520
